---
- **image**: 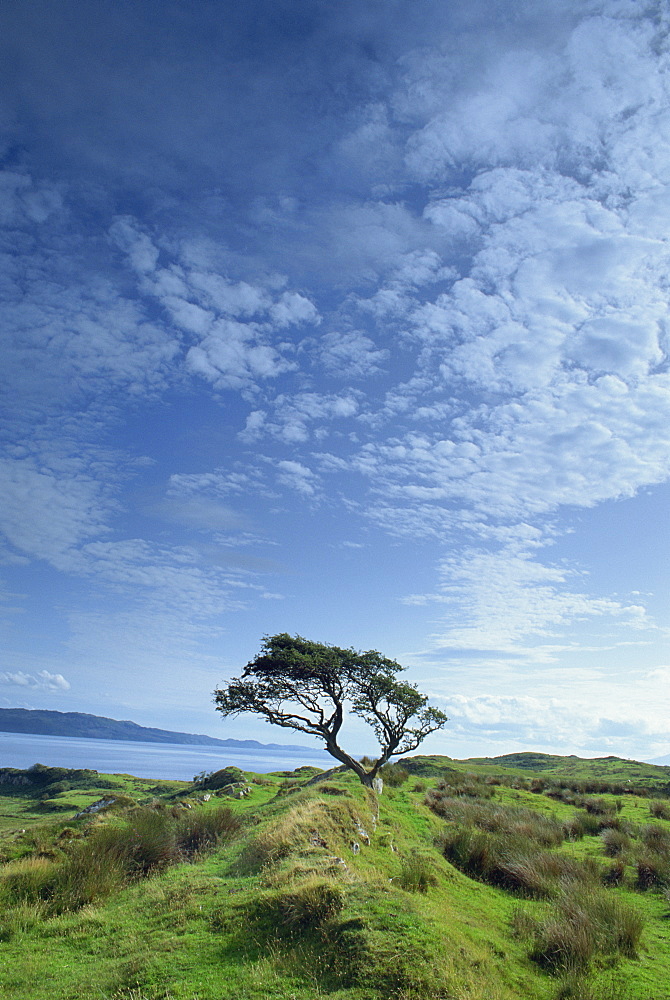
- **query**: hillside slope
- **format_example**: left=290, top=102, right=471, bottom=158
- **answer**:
left=2, top=753, right=670, bottom=998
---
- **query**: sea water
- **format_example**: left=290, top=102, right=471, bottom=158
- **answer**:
left=0, top=732, right=329, bottom=780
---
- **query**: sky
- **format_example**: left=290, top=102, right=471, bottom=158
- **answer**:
left=1, top=0, right=669, bottom=763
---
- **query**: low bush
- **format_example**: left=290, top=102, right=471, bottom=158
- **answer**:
left=439, top=825, right=595, bottom=898
left=602, top=859, right=626, bottom=886
left=568, top=811, right=611, bottom=837
left=635, top=853, right=670, bottom=890
left=640, top=823, right=670, bottom=852
left=88, top=808, right=180, bottom=877
left=196, top=767, right=244, bottom=790
left=428, top=794, right=566, bottom=847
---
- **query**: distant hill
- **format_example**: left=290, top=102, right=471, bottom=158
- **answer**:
left=462, top=751, right=670, bottom=780
left=401, top=751, right=670, bottom=785
left=0, top=708, right=322, bottom=754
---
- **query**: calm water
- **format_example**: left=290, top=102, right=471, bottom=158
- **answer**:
left=0, top=732, right=329, bottom=780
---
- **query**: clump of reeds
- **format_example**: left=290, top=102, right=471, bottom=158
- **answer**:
left=396, top=853, right=438, bottom=893
left=649, top=800, right=670, bottom=821
left=600, top=827, right=631, bottom=858
left=250, top=879, right=344, bottom=935
left=0, top=804, right=241, bottom=919
left=513, top=884, right=643, bottom=973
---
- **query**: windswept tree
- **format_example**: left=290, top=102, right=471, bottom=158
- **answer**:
left=213, top=633, right=448, bottom=788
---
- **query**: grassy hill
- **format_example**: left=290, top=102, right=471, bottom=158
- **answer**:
left=1, top=753, right=670, bottom=999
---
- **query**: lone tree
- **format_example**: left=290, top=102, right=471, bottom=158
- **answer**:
left=213, top=633, right=448, bottom=788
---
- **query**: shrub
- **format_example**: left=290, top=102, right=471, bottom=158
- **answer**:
left=92, top=808, right=180, bottom=877
left=582, top=797, right=613, bottom=816
left=0, top=803, right=240, bottom=917
left=602, top=859, right=626, bottom=887
left=0, top=857, right=55, bottom=906
left=439, top=823, right=595, bottom=898
left=0, top=849, right=125, bottom=917
left=428, top=794, right=565, bottom=847
left=495, top=851, right=595, bottom=899
left=197, top=767, right=244, bottom=790
left=569, top=811, right=607, bottom=837
left=649, top=800, right=670, bottom=820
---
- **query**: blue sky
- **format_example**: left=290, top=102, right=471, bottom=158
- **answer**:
left=1, top=0, right=669, bottom=762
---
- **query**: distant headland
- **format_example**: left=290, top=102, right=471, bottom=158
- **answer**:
left=0, top=708, right=322, bottom=754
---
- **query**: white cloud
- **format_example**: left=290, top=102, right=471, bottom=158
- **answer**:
left=0, top=458, right=111, bottom=569
left=153, top=497, right=249, bottom=533
left=318, top=330, right=388, bottom=378
left=0, top=169, right=63, bottom=226
left=424, top=543, right=651, bottom=655
left=270, top=291, right=320, bottom=328
left=0, top=670, right=70, bottom=692
left=275, top=460, right=320, bottom=497
left=186, top=319, right=294, bottom=390
left=109, top=216, right=160, bottom=273
left=241, top=392, right=360, bottom=444
left=110, top=216, right=319, bottom=391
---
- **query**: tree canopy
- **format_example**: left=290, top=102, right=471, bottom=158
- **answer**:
left=213, top=633, right=448, bottom=787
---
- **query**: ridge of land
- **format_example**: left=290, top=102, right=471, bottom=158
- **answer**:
left=0, top=707, right=321, bottom=753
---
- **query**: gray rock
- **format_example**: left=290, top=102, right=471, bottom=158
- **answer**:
left=74, top=797, right=116, bottom=819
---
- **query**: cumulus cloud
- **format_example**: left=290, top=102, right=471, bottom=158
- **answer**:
left=0, top=670, right=70, bottom=692
left=431, top=671, right=670, bottom=760
left=110, top=216, right=320, bottom=391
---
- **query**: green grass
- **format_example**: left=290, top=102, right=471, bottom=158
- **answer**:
left=2, top=753, right=670, bottom=998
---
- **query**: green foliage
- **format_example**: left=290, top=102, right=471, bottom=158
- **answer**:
left=0, top=804, right=241, bottom=920
left=600, top=827, right=631, bottom=857
left=649, top=799, right=670, bottom=820
left=213, top=633, right=447, bottom=786
left=174, top=805, right=241, bottom=857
